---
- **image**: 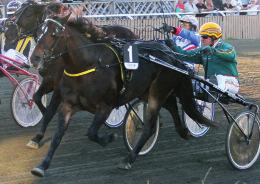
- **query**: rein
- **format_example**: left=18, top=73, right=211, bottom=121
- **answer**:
left=40, top=18, right=125, bottom=80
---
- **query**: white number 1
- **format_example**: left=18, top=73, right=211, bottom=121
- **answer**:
left=127, top=45, right=133, bottom=63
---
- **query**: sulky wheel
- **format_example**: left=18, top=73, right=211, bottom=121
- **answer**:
left=226, top=110, right=260, bottom=170
left=183, top=100, right=214, bottom=137
left=105, top=105, right=127, bottom=128
left=123, top=100, right=160, bottom=156
left=11, top=78, right=47, bottom=127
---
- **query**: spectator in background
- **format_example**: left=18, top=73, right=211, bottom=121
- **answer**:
left=231, top=0, right=243, bottom=11
left=184, top=0, right=199, bottom=14
left=244, top=0, right=260, bottom=15
left=222, top=0, right=242, bottom=15
left=240, top=0, right=250, bottom=9
left=203, top=0, right=216, bottom=16
left=196, top=0, right=208, bottom=16
left=205, top=0, right=215, bottom=11
left=223, top=0, right=238, bottom=15
left=175, top=0, right=185, bottom=14
left=212, top=0, right=224, bottom=10
left=223, top=0, right=235, bottom=10
left=239, top=0, right=249, bottom=14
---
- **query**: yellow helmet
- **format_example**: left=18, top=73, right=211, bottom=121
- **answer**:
left=199, top=22, right=222, bottom=39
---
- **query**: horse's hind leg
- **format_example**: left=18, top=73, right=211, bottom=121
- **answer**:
left=87, top=105, right=117, bottom=147
left=27, top=89, right=61, bottom=149
left=31, top=102, right=73, bottom=177
left=119, top=96, right=162, bottom=170
left=119, top=74, right=173, bottom=169
left=163, top=94, right=189, bottom=139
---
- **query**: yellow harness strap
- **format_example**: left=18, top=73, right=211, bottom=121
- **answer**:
left=64, top=68, right=96, bottom=77
left=16, top=36, right=33, bottom=54
left=63, top=43, right=124, bottom=81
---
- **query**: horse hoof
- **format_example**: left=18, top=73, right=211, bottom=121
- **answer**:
left=31, top=167, right=45, bottom=177
left=117, top=161, right=132, bottom=170
left=26, top=140, right=40, bottom=149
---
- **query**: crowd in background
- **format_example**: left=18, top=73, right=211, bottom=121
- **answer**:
left=0, top=0, right=259, bottom=19
left=174, top=0, right=260, bottom=16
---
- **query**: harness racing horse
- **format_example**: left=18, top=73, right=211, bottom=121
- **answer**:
left=29, top=15, right=218, bottom=177
left=11, top=2, right=142, bottom=149
left=13, top=2, right=190, bottom=151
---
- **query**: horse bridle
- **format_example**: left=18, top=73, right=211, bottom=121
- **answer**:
left=38, top=18, right=67, bottom=63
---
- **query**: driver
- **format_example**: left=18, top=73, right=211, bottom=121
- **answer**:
left=169, top=15, right=201, bottom=72
left=171, top=15, right=200, bottom=51
left=168, top=22, right=239, bottom=94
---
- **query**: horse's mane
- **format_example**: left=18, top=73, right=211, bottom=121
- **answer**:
left=67, top=17, right=107, bottom=40
left=66, top=16, right=138, bottom=41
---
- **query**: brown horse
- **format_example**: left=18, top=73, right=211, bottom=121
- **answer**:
left=11, top=2, right=141, bottom=149
left=13, top=2, right=188, bottom=152
left=29, top=15, right=218, bottom=177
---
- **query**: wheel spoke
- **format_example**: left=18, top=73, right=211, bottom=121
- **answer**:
left=124, top=101, right=159, bottom=155
left=226, top=111, right=260, bottom=170
left=11, top=78, right=46, bottom=127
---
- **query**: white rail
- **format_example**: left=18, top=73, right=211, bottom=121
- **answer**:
left=83, top=10, right=260, bottom=19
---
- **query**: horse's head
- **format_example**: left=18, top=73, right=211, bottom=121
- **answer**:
left=30, top=14, right=70, bottom=71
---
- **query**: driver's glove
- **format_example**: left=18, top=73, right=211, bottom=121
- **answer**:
left=199, top=46, right=214, bottom=55
left=171, top=27, right=177, bottom=34
left=162, top=23, right=174, bottom=33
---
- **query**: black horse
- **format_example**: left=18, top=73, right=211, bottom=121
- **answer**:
left=29, top=15, right=218, bottom=177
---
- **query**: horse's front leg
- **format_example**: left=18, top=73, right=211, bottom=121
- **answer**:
left=87, top=104, right=117, bottom=147
left=163, top=94, right=189, bottom=140
left=27, top=89, right=61, bottom=149
left=33, top=80, right=52, bottom=114
left=31, top=102, right=73, bottom=177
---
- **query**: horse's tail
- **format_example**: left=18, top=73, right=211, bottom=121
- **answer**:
left=178, top=79, right=219, bottom=127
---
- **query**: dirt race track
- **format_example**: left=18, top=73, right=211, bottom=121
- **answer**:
left=0, top=39, right=260, bottom=184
